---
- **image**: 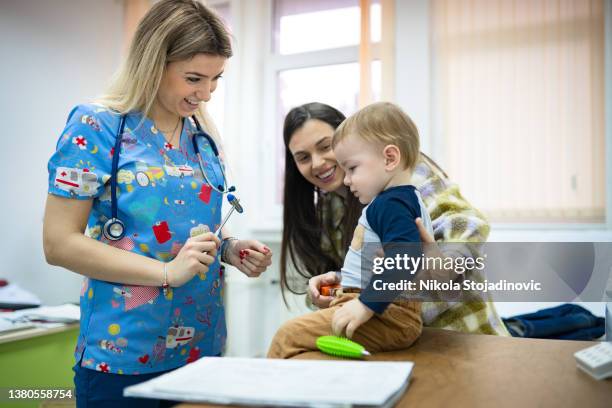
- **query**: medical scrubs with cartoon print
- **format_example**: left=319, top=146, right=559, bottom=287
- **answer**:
left=48, top=103, right=227, bottom=375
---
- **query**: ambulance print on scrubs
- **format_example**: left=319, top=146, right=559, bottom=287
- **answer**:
left=54, top=167, right=99, bottom=197
left=47, top=104, right=229, bottom=374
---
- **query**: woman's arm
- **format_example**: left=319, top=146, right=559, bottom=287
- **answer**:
left=413, top=157, right=490, bottom=282
left=43, top=195, right=218, bottom=287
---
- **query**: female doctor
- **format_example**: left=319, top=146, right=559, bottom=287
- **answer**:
left=43, top=1, right=272, bottom=406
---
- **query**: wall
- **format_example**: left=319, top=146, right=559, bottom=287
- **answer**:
left=0, top=0, right=124, bottom=305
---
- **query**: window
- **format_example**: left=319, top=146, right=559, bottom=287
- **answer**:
left=273, top=0, right=381, bottom=54
left=431, top=0, right=606, bottom=223
left=271, top=0, right=383, bottom=204
left=83, top=173, right=97, bottom=183
left=278, top=62, right=382, bottom=124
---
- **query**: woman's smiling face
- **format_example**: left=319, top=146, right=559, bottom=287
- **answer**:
left=288, top=119, right=345, bottom=192
left=156, top=53, right=226, bottom=118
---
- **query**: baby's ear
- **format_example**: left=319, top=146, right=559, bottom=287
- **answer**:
left=382, top=144, right=401, bottom=170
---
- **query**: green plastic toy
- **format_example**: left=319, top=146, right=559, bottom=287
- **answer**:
left=316, top=335, right=371, bottom=359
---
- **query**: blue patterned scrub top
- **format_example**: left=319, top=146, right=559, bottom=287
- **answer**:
left=47, top=104, right=226, bottom=375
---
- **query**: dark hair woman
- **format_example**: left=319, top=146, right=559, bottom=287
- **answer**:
left=279, top=102, right=508, bottom=336
left=280, top=103, right=361, bottom=290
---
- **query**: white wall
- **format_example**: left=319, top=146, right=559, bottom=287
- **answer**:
left=0, top=0, right=124, bottom=304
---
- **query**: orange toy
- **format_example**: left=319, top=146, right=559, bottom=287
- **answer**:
left=320, top=284, right=342, bottom=297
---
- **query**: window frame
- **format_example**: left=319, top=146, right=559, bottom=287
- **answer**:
left=251, top=0, right=382, bottom=239
left=606, top=0, right=612, bottom=232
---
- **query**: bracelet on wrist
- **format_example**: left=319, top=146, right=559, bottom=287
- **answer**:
left=162, top=262, right=169, bottom=295
left=220, top=237, right=238, bottom=264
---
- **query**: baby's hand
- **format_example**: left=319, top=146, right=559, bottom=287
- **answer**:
left=332, top=298, right=374, bottom=338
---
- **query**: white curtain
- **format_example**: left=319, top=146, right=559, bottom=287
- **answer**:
left=432, top=0, right=605, bottom=223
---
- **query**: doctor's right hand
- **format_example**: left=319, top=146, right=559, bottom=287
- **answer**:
left=165, top=232, right=220, bottom=287
left=308, top=271, right=341, bottom=309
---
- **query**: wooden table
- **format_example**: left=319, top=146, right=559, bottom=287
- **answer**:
left=178, top=328, right=612, bottom=408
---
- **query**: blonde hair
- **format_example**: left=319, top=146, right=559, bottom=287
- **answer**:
left=95, top=0, right=232, bottom=137
left=333, top=102, right=420, bottom=170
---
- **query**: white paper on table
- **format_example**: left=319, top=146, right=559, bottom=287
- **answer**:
left=125, top=357, right=414, bottom=408
left=0, top=318, right=36, bottom=334
left=26, top=304, right=80, bottom=322
left=6, top=304, right=80, bottom=323
left=0, top=282, right=41, bottom=306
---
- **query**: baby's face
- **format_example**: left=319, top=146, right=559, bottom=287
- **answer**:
left=334, top=135, right=390, bottom=204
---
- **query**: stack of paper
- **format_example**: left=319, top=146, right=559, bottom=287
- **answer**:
left=0, top=318, right=35, bottom=334
left=125, top=357, right=414, bottom=407
left=3, top=304, right=80, bottom=324
left=0, top=304, right=80, bottom=335
left=0, top=282, right=41, bottom=309
left=19, top=304, right=80, bottom=323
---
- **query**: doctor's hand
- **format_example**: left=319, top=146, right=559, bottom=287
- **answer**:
left=331, top=298, right=374, bottom=339
left=225, top=239, right=272, bottom=278
left=166, top=232, right=220, bottom=287
left=308, top=271, right=340, bottom=309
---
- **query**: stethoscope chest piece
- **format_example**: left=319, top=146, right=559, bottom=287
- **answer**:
left=103, top=218, right=126, bottom=241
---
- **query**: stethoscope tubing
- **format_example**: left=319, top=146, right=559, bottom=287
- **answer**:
left=104, top=114, right=233, bottom=241
left=110, top=115, right=127, bottom=223
left=191, top=116, right=233, bottom=195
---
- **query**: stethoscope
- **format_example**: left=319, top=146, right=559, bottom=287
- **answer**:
left=103, top=114, right=241, bottom=241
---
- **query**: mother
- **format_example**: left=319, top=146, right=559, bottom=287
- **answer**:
left=280, top=102, right=508, bottom=335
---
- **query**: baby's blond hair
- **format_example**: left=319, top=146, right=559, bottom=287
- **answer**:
left=333, top=102, right=420, bottom=170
